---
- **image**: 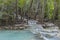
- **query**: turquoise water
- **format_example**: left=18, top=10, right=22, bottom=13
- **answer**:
left=0, top=30, right=35, bottom=40
left=0, top=30, right=60, bottom=40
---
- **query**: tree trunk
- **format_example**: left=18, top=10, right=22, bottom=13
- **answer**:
left=53, top=0, right=57, bottom=23
left=27, top=0, right=33, bottom=24
left=16, top=0, right=18, bottom=22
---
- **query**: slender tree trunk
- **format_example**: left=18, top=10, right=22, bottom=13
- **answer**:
left=41, top=0, right=45, bottom=24
left=16, top=0, right=18, bottom=22
left=21, top=8, right=22, bottom=21
left=27, top=0, right=33, bottom=24
left=39, top=0, right=43, bottom=23
left=58, top=0, right=60, bottom=20
left=53, top=0, right=57, bottom=23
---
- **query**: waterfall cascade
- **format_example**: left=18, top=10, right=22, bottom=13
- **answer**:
left=28, top=20, right=60, bottom=40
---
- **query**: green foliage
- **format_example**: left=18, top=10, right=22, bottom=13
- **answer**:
left=18, top=0, right=26, bottom=8
left=0, top=0, right=60, bottom=20
left=45, top=0, right=54, bottom=19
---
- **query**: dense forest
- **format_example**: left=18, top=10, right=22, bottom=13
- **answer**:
left=0, top=0, right=60, bottom=27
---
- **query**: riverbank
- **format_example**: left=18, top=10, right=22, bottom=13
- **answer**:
left=0, top=24, right=29, bottom=30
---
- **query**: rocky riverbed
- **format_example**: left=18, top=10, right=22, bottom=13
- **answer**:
left=28, top=20, right=60, bottom=40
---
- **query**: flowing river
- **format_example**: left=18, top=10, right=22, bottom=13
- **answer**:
left=28, top=20, right=60, bottom=40
left=0, top=20, right=60, bottom=40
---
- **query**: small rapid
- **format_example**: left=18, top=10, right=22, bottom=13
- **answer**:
left=28, top=20, right=60, bottom=40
